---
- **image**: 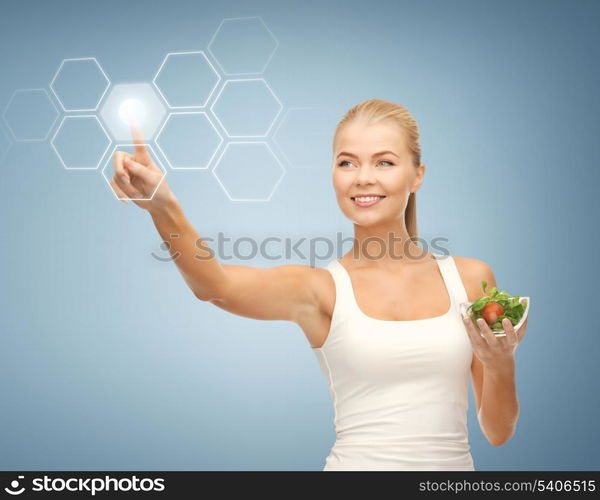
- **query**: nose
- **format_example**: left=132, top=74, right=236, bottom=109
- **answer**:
left=355, top=164, right=377, bottom=185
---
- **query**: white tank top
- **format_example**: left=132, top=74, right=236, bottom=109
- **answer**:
left=312, top=253, right=475, bottom=471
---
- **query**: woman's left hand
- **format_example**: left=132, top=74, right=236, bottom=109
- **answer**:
left=463, top=315, right=528, bottom=370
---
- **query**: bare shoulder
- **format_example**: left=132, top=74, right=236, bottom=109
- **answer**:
left=268, top=263, right=335, bottom=322
left=452, top=255, right=497, bottom=302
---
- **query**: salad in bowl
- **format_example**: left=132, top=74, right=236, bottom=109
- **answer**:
left=460, top=280, right=530, bottom=337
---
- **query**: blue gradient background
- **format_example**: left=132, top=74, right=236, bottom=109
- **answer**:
left=1, top=0, right=599, bottom=470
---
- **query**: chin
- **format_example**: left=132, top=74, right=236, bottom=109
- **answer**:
left=350, top=214, right=388, bottom=226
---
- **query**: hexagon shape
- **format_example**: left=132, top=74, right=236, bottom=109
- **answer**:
left=208, top=16, right=278, bottom=75
left=273, top=107, right=338, bottom=169
left=0, top=125, right=11, bottom=163
left=101, top=143, right=166, bottom=201
left=50, top=57, right=110, bottom=111
left=99, top=83, right=167, bottom=142
left=212, top=142, right=285, bottom=201
left=156, top=112, right=223, bottom=169
left=210, top=79, right=282, bottom=137
left=2, top=89, right=59, bottom=141
left=51, top=116, right=111, bottom=170
left=153, top=51, right=220, bottom=108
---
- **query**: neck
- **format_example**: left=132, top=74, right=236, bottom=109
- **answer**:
left=346, top=220, right=429, bottom=266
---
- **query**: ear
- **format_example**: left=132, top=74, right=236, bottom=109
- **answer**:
left=410, top=163, right=426, bottom=193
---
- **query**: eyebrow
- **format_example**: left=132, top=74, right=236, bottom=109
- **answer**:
left=336, top=150, right=400, bottom=159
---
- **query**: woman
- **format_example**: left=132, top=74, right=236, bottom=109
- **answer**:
left=109, top=98, right=528, bottom=471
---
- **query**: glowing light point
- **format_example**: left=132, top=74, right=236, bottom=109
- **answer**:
left=99, top=83, right=166, bottom=141
left=118, top=98, right=146, bottom=127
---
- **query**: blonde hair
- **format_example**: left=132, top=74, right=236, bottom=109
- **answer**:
left=333, top=98, right=421, bottom=242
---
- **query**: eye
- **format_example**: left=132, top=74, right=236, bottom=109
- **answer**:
left=337, top=160, right=395, bottom=168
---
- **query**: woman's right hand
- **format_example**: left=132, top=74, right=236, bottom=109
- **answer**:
left=109, top=125, right=177, bottom=212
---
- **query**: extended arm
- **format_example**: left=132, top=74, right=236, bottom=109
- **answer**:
left=109, top=127, right=322, bottom=344
left=147, top=198, right=319, bottom=324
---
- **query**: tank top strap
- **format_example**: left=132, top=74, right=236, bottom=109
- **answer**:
left=433, top=253, right=469, bottom=306
left=325, top=259, right=356, bottom=320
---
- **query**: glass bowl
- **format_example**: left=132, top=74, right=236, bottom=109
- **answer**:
left=460, top=297, right=530, bottom=337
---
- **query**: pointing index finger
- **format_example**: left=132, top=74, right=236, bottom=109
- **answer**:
left=131, top=124, right=151, bottom=162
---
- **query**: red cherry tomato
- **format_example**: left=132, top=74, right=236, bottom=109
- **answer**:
left=482, top=302, right=504, bottom=324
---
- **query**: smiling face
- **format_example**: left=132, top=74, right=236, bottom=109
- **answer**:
left=332, top=119, right=425, bottom=227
